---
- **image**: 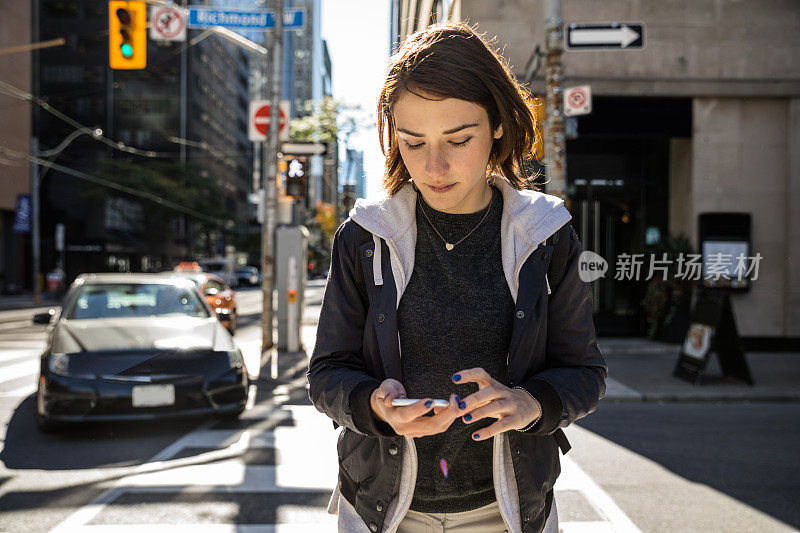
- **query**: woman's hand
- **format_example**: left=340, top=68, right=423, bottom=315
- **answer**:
left=369, top=379, right=462, bottom=438
left=453, top=368, right=542, bottom=441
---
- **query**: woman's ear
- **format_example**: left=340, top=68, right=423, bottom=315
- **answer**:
left=493, top=124, right=504, bottom=139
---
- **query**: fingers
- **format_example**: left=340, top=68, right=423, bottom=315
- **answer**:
left=400, top=394, right=461, bottom=438
left=469, top=416, right=519, bottom=442
left=462, top=399, right=512, bottom=425
left=458, top=384, right=507, bottom=415
left=452, top=367, right=494, bottom=389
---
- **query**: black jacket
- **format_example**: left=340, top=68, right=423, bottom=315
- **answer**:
left=308, top=182, right=607, bottom=533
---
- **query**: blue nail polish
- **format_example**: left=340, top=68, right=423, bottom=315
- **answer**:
left=452, top=374, right=461, bottom=382
left=464, top=414, right=472, bottom=422
left=454, top=395, right=460, bottom=403
left=424, top=400, right=432, bottom=408
left=459, top=401, right=466, bottom=410
left=473, top=433, right=480, bottom=440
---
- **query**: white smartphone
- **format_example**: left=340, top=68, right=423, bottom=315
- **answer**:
left=391, top=398, right=450, bottom=408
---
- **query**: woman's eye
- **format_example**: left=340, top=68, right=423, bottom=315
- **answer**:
left=402, top=138, right=473, bottom=150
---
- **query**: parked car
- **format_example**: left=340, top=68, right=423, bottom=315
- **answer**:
left=172, top=265, right=238, bottom=334
left=236, top=266, right=260, bottom=286
left=199, top=257, right=239, bottom=288
left=33, top=273, right=249, bottom=433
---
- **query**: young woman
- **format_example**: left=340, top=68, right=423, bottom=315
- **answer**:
left=308, top=21, right=607, bottom=533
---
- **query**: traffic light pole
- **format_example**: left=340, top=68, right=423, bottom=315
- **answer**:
left=544, top=0, right=567, bottom=199
left=261, top=0, right=283, bottom=360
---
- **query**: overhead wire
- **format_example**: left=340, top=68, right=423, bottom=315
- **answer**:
left=0, top=143, right=227, bottom=227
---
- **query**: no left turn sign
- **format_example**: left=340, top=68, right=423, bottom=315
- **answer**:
left=150, top=6, right=187, bottom=42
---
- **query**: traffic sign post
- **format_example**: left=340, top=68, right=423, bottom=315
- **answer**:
left=565, top=23, right=645, bottom=50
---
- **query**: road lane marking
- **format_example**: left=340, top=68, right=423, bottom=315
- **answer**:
left=0, top=359, right=39, bottom=385
left=0, top=349, right=41, bottom=364
left=555, top=454, right=642, bottom=532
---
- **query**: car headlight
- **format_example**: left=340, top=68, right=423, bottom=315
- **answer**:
left=49, top=353, right=70, bottom=376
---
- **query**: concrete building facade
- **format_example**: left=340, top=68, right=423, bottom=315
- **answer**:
left=392, top=0, right=800, bottom=342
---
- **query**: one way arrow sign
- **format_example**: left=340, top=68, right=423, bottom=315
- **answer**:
left=565, top=23, right=645, bottom=50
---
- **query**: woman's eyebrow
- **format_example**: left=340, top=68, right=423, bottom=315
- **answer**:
left=397, top=122, right=480, bottom=137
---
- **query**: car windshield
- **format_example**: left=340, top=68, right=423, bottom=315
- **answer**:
left=65, top=283, right=209, bottom=319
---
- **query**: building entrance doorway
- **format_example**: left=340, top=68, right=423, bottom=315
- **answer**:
left=562, top=97, right=691, bottom=335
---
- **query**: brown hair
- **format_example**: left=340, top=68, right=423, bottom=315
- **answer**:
left=378, top=21, right=540, bottom=195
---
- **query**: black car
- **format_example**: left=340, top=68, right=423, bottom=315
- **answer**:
left=34, top=273, right=249, bottom=432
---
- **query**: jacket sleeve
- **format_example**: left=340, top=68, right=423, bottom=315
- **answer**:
left=520, top=224, right=608, bottom=436
left=307, top=220, right=397, bottom=437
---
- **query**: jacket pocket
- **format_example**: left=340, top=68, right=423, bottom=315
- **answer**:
left=338, top=427, right=380, bottom=484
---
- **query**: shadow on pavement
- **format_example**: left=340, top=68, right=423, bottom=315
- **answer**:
left=576, top=401, right=800, bottom=529
left=0, top=394, right=206, bottom=470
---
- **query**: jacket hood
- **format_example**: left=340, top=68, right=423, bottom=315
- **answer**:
left=350, top=176, right=570, bottom=248
left=348, top=176, right=572, bottom=302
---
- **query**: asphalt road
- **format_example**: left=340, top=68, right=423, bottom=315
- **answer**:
left=0, top=282, right=797, bottom=532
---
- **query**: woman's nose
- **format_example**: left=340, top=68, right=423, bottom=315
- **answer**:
left=425, top=148, right=449, bottom=177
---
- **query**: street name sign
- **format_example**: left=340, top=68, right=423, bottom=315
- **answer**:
left=281, top=142, right=327, bottom=155
left=565, top=23, right=644, bottom=50
left=188, top=7, right=304, bottom=30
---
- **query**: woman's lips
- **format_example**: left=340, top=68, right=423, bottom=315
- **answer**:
left=429, top=183, right=456, bottom=194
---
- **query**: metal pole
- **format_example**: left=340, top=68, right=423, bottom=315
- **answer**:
left=261, top=0, right=283, bottom=355
left=544, top=0, right=567, bottom=199
left=31, top=137, right=41, bottom=301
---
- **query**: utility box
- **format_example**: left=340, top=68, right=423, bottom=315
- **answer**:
left=276, top=225, right=309, bottom=351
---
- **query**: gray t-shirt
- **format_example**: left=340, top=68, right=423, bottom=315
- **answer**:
left=398, top=184, right=515, bottom=513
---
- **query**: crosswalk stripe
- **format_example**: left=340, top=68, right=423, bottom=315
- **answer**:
left=556, top=454, right=642, bottom=532
left=0, top=349, right=41, bottom=364
left=66, top=524, right=335, bottom=532
left=0, top=358, right=39, bottom=385
left=0, top=383, right=36, bottom=397
left=45, top=380, right=635, bottom=533
left=559, top=522, right=618, bottom=532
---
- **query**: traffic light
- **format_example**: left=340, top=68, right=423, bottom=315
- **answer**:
left=285, top=157, right=306, bottom=199
left=109, top=1, right=146, bottom=69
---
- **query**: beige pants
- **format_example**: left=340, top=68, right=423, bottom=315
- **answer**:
left=396, top=497, right=559, bottom=533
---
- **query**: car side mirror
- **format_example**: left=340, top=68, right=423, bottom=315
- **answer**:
left=33, top=309, right=56, bottom=324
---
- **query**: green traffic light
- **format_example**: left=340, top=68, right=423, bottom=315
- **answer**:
left=121, top=43, right=133, bottom=58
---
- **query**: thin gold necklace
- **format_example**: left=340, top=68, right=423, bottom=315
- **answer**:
left=418, top=189, right=493, bottom=251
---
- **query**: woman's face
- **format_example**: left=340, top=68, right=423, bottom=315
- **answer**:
left=393, top=89, right=503, bottom=214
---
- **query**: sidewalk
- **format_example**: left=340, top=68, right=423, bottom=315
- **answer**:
left=599, top=337, right=800, bottom=402
left=299, top=298, right=800, bottom=403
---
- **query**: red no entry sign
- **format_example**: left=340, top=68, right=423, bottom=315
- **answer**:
left=249, top=101, right=290, bottom=141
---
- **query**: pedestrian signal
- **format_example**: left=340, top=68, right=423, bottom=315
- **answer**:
left=109, top=1, right=146, bottom=69
left=285, top=157, right=306, bottom=199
